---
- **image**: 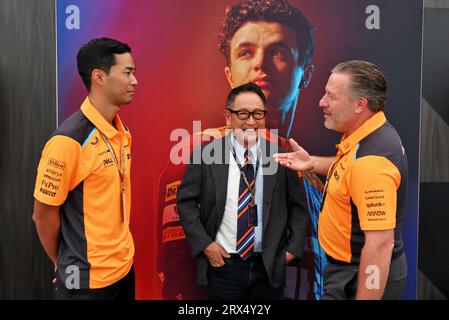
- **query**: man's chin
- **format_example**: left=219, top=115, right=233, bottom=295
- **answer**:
left=234, top=131, right=259, bottom=147
left=119, top=98, right=133, bottom=105
left=243, top=137, right=258, bottom=147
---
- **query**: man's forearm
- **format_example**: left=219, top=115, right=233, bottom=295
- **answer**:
left=35, top=220, right=60, bottom=266
left=310, top=156, right=335, bottom=176
left=33, top=212, right=61, bottom=266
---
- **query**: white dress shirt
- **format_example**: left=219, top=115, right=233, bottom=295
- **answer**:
left=215, top=134, right=264, bottom=253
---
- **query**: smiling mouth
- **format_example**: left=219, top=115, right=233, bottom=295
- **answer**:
left=234, top=128, right=259, bottom=137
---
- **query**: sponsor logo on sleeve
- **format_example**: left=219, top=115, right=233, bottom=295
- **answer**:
left=39, top=178, right=60, bottom=197
left=43, top=173, right=61, bottom=182
left=48, top=158, right=66, bottom=170
left=41, top=179, right=59, bottom=191
left=364, top=189, right=388, bottom=221
left=39, top=187, right=56, bottom=197
left=46, top=168, right=62, bottom=178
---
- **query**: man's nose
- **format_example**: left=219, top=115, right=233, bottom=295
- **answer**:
left=253, top=50, right=267, bottom=72
left=131, top=73, right=138, bottom=86
left=319, top=95, right=327, bottom=108
left=246, top=113, right=257, bottom=125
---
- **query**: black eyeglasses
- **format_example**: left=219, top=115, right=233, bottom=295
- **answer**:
left=227, top=109, right=267, bottom=120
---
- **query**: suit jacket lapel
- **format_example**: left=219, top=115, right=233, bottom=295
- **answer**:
left=261, top=138, right=278, bottom=234
left=211, top=134, right=231, bottom=228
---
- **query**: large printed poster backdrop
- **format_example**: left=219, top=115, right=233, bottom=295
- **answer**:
left=57, top=0, right=422, bottom=299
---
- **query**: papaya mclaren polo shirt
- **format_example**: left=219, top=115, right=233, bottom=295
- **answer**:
left=318, top=111, right=407, bottom=264
left=34, top=97, right=134, bottom=289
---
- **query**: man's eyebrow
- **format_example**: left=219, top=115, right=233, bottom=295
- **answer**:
left=270, top=42, right=291, bottom=49
left=234, top=41, right=256, bottom=50
left=234, top=40, right=292, bottom=50
left=124, top=66, right=136, bottom=71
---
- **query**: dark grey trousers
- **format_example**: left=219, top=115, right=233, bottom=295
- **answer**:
left=320, top=252, right=407, bottom=300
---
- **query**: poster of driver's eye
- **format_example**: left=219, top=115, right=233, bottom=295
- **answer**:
left=57, top=0, right=422, bottom=299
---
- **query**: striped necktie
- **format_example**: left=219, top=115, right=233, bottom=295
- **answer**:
left=236, top=150, right=255, bottom=260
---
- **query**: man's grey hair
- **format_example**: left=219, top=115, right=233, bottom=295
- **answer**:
left=332, top=60, right=387, bottom=112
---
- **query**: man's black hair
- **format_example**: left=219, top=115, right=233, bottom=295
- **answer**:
left=77, top=37, right=131, bottom=90
left=219, top=0, right=314, bottom=67
left=226, top=82, right=267, bottom=108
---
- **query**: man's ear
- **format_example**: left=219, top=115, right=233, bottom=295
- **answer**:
left=224, top=66, right=234, bottom=88
left=223, top=109, right=231, bottom=126
left=299, top=64, right=315, bottom=89
left=91, top=69, right=106, bottom=87
left=355, top=97, right=369, bottom=114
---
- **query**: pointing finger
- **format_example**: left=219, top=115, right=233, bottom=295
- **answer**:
left=289, top=138, right=302, bottom=152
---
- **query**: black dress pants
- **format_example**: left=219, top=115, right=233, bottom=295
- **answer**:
left=207, top=253, right=284, bottom=300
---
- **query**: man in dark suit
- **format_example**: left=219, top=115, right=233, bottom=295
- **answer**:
left=176, top=82, right=308, bottom=299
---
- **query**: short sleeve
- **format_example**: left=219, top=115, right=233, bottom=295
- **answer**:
left=348, top=155, right=401, bottom=230
left=34, top=135, right=81, bottom=206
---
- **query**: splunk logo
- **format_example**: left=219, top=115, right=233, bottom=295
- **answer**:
left=367, top=201, right=385, bottom=209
